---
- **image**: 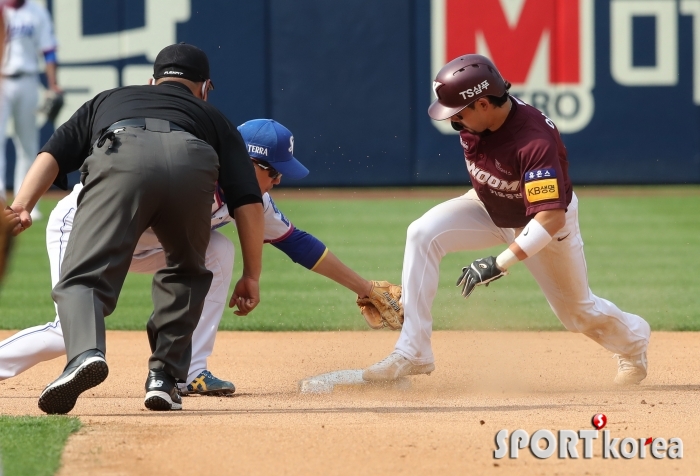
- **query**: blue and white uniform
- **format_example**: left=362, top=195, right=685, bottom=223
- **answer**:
left=0, top=183, right=328, bottom=384
left=0, top=0, right=57, bottom=197
left=211, top=186, right=327, bottom=269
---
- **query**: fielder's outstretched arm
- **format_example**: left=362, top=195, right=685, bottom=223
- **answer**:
left=270, top=227, right=372, bottom=298
left=310, top=250, right=373, bottom=298
left=258, top=195, right=395, bottom=328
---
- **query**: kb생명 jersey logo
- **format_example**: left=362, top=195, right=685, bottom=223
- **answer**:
left=524, top=168, right=559, bottom=202
left=431, top=0, right=700, bottom=136
left=494, top=413, right=683, bottom=460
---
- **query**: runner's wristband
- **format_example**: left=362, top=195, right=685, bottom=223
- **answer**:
left=495, top=248, right=519, bottom=270
left=514, top=219, right=552, bottom=257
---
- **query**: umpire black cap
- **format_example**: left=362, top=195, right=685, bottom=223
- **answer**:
left=153, top=43, right=215, bottom=89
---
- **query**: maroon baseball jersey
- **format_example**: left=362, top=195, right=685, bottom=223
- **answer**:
left=459, top=96, right=573, bottom=228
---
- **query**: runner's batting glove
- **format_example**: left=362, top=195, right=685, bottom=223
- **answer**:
left=456, top=256, right=508, bottom=299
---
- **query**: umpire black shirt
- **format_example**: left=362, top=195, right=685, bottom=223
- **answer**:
left=40, top=81, right=262, bottom=210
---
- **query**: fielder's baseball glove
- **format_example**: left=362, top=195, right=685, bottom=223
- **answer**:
left=356, top=280, right=403, bottom=330
left=40, top=91, right=64, bottom=125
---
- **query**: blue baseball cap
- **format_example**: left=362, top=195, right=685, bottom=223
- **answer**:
left=237, top=119, right=309, bottom=180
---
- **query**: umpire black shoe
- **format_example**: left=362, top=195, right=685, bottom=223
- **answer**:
left=144, top=369, right=182, bottom=411
left=38, top=349, right=108, bottom=415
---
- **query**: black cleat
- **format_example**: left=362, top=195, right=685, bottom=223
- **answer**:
left=144, top=369, right=182, bottom=411
left=38, top=349, right=108, bottom=415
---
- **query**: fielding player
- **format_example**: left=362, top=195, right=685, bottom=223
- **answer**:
left=0, top=119, right=378, bottom=394
left=363, top=54, right=650, bottom=385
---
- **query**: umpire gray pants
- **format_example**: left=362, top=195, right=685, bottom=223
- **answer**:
left=52, top=119, right=218, bottom=381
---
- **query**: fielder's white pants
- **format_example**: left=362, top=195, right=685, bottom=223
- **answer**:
left=0, top=195, right=234, bottom=384
left=394, top=190, right=650, bottom=365
left=0, top=75, right=39, bottom=197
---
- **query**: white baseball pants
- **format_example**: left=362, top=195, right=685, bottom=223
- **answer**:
left=394, top=190, right=650, bottom=365
left=0, top=75, right=39, bottom=197
left=0, top=194, right=234, bottom=384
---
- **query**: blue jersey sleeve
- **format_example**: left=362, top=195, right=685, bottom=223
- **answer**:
left=271, top=228, right=328, bottom=270
left=43, top=50, right=57, bottom=63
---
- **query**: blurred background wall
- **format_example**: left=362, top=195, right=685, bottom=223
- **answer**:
left=9, top=0, right=700, bottom=188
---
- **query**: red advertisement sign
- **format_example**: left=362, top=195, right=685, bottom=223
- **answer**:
left=431, top=0, right=595, bottom=134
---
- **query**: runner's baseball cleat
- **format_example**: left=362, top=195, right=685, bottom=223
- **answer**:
left=613, top=352, right=648, bottom=385
left=362, top=352, right=435, bottom=381
left=144, top=369, right=182, bottom=411
left=38, top=349, right=108, bottom=415
left=181, top=370, right=235, bottom=396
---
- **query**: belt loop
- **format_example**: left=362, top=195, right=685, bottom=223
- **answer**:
left=145, top=118, right=170, bottom=133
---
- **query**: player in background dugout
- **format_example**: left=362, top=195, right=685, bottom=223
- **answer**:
left=1, top=0, right=60, bottom=220
left=363, top=54, right=650, bottom=385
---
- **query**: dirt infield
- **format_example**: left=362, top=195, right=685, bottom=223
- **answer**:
left=1, top=330, right=698, bottom=475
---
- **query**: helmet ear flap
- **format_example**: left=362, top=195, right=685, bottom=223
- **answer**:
left=451, top=121, right=464, bottom=131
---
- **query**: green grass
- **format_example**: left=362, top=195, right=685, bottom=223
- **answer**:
left=1, top=188, right=699, bottom=331
left=0, top=416, right=81, bottom=476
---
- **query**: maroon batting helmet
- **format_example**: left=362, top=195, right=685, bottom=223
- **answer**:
left=428, top=54, right=508, bottom=121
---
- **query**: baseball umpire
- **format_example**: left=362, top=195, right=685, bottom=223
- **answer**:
left=7, top=43, right=265, bottom=413
left=363, top=54, right=650, bottom=385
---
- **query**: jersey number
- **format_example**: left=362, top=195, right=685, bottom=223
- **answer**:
left=516, top=96, right=556, bottom=129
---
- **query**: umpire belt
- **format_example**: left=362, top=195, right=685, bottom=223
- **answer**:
left=97, top=118, right=186, bottom=148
